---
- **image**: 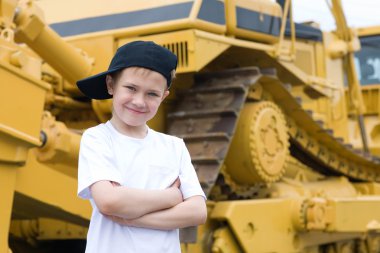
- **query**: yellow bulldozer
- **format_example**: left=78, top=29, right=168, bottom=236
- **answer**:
left=2, top=0, right=380, bottom=252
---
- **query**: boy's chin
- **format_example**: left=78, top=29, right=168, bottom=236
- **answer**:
left=122, top=119, right=148, bottom=128
left=111, top=116, right=147, bottom=128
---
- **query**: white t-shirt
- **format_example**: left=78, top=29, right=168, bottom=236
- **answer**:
left=78, top=121, right=205, bottom=253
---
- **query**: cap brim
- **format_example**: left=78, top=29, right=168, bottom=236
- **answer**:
left=76, top=69, right=116, bottom=100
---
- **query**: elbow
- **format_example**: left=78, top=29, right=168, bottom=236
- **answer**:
left=194, top=201, right=207, bottom=225
left=96, top=197, right=118, bottom=215
left=91, top=181, right=120, bottom=215
left=200, top=206, right=208, bottom=225
left=197, top=210, right=207, bottom=225
left=91, top=181, right=131, bottom=216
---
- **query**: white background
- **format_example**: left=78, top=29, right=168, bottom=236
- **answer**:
left=292, top=0, right=380, bottom=31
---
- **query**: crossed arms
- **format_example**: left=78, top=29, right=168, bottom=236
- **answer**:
left=90, top=179, right=207, bottom=230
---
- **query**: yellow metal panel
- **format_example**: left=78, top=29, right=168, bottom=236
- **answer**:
left=291, top=40, right=316, bottom=76
left=0, top=61, right=48, bottom=141
left=193, top=34, right=230, bottom=71
left=360, top=87, right=380, bottom=115
left=118, top=30, right=230, bottom=73
left=38, top=218, right=87, bottom=239
left=225, top=0, right=282, bottom=43
left=211, top=199, right=297, bottom=253
left=0, top=51, right=48, bottom=164
left=36, top=0, right=193, bottom=24
left=211, top=196, right=380, bottom=252
left=10, top=218, right=88, bottom=241
left=69, top=35, right=115, bottom=79
left=357, top=25, right=380, bottom=37
left=354, top=182, right=380, bottom=195
left=348, top=115, right=380, bottom=154
left=0, top=132, right=30, bottom=163
left=314, top=42, right=326, bottom=78
left=0, top=52, right=49, bottom=252
left=36, top=0, right=226, bottom=42
left=14, top=152, right=91, bottom=225
left=118, top=30, right=196, bottom=73
left=323, top=33, right=345, bottom=91
left=212, top=227, right=241, bottom=253
left=327, top=197, right=380, bottom=232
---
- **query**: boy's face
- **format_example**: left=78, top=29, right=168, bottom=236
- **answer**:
left=106, top=67, right=169, bottom=128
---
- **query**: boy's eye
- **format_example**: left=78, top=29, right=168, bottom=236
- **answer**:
left=148, top=92, right=159, bottom=97
left=125, top=86, right=136, bottom=91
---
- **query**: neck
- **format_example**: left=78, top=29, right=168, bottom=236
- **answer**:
left=110, top=117, right=148, bottom=139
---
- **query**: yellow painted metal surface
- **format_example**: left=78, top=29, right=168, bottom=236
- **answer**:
left=35, top=0, right=226, bottom=42
left=212, top=227, right=241, bottom=253
left=211, top=195, right=380, bottom=253
left=326, top=197, right=380, bottom=232
left=14, top=151, right=91, bottom=224
left=36, top=0, right=193, bottom=24
left=36, top=112, right=81, bottom=171
left=14, top=1, right=93, bottom=87
left=211, top=198, right=297, bottom=252
left=0, top=61, right=48, bottom=149
left=10, top=218, right=87, bottom=241
left=357, top=25, right=380, bottom=37
left=225, top=0, right=282, bottom=43
left=118, top=30, right=230, bottom=73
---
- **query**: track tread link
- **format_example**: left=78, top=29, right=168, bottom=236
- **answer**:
left=168, top=67, right=380, bottom=198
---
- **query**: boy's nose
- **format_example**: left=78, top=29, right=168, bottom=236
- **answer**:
left=132, top=93, right=145, bottom=107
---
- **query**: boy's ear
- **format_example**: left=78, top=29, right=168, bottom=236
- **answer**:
left=161, top=90, right=170, bottom=101
left=106, top=75, right=114, bottom=95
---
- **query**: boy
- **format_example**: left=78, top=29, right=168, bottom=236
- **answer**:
left=76, top=41, right=207, bottom=253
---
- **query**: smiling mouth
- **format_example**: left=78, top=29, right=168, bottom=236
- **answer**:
left=127, top=107, right=146, bottom=114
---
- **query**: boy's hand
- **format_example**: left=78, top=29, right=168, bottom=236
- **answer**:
left=168, top=177, right=183, bottom=206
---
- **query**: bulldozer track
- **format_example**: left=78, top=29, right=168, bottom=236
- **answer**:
left=168, top=67, right=380, bottom=199
left=259, top=70, right=380, bottom=182
left=168, top=68, right=260, bottom=197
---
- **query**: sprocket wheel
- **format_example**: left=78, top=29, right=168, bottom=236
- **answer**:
left=226, top=101, right=289, bottom=184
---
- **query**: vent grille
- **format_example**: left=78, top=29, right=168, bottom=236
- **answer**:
left=162, top=41, right=189, bottom=68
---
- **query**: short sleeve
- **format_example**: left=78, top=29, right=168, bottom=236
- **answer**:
left=178, top=140, right=206, bottom=200
left=77, top=128, right=122, bottom=199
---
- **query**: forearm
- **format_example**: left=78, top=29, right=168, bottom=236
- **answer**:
left=112, top=187, right=181, bottom=218
left=91, top=181, right=182, bottom=219
left=115, top=196, right=207, bottom=230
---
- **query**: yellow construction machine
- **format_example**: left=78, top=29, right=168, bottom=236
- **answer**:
left=2, top=0, right=380, bottom=252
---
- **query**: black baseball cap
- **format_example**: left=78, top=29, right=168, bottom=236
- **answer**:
left=76, top=41, right=178, bottom=100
